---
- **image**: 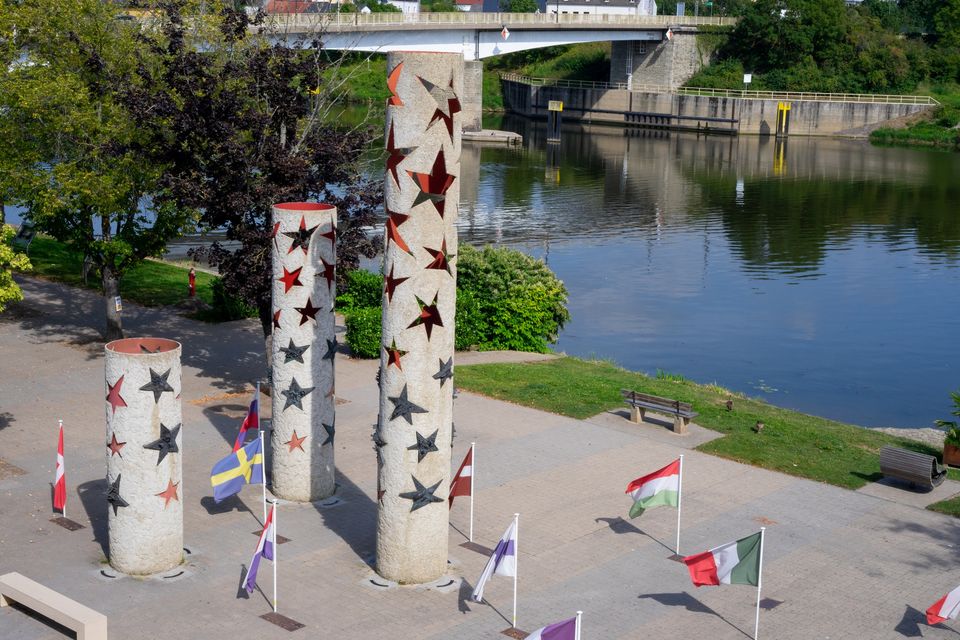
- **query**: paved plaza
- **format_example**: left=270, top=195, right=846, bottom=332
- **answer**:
left=2, top=276, right=960, bottom=639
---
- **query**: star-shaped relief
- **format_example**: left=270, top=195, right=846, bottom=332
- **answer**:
left=419, top=76, right=462, bottom=137
left=319, top=223, right=336, bottom=247
left=278, top=339, right=309, bottom=364
left=319, top=257, right=336, bottom=290
left=322, top=338, right=337, bottom=362
left=283, top=216, right=319, bottom=254
left=139, top=343, right=162, bottom=354
left=295, top=298, right=321, bottom=326
left=143, top=423, right=181, bottom=465
left=105, top=474, right=129, bottom=516
left=387, top=61, right=404, bottom=107
left=273, top=309, right=282, bottom=330
left=399, top=475, right=444, bottom=512
left=285, top=430, right=307, bottom=452
left=107, top=433, right=126, bottom=458
left=385, top=210, right=413, bottom=255
left=408, top=149, right=455, bottom=219
left=271, top=221, right=282, bottom=251
left=106, top=375, right=128, bottom=415
left=433, top=357, right=454, bottom=386
left=282, top=377, right=314, bottom=411
left=372, top=430, right=387, bottom=467
left=386, top=122, right=416, bottom=188
left=407, top=429, right=439, bottom=462
left=388, top=384, right=428, bottom=425
left=383, top=264, right=409, bottom=303
left=155, top=479, right=180, bottom=509
left=385, top=338, right=407, bottom=370
left=406, top=294, right=444, bottom=340
left=140, top=368, right=174, bottom=403
left=322, top=422, right=335, bottom=446
left=424, top=239, right=455, bottom=276
left=279, top=266, right=304, bottom=293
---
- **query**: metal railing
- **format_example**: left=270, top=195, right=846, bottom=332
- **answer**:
left=502, top=73, right=940, bottom=106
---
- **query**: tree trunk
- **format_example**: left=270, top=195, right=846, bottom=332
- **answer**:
left=0, top=199, right=5, bottom=226
left=258, top=299, right=273, bottom=395
left=102, top=264, right=124, bottom=341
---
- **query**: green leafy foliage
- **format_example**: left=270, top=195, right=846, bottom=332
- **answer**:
left=936, top=390, right=960, bottom=446
left=208, top=278, right=258, bottom=321
left=336, top=268, right=384, bottom=310
left=344, top=306, right=382, bottom=358
left=0, top=226, right=31, bottom=312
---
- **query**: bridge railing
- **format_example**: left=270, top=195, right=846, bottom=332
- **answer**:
left=265, top=12, right=736, bottom=30
left=501, top=73, right=940, bottom=106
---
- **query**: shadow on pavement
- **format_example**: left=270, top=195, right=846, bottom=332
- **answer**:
left=458, top=578, right=476, bottom=614
left=77, top=478, right=109, bottom=557
left=0, top=412, right=15, bottom=430
left=312, top=469, right=376, bottom=568
left=882, top=518, right=960, bottom=571
left=638, top=592, right=751, bottom=638
left=595, top=516, right=676, bottom=554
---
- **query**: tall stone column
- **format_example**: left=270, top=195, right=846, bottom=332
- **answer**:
left=376, top=52, right=462, bottom=584
left=104, top=338, right=183, bottom=575
left=271, top=202, right=337, bottom=502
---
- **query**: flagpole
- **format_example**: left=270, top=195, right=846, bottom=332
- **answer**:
left=754, top=527, right=766, bottom=640
left=512, top=512, right=519, bottom=628
left=272, top=499, right=279, bottom=613
left=575, top=610, right=583, bottom=640
left=675, top=454, right=683, bottom=555
left=260, top=428, right=267, bottom=525
left=58, top=419, right=64, bottom=520
left=469, top=442, right=475, bottom=542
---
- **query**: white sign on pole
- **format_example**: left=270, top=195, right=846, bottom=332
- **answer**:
left=743, top=73, right=753, bottom=84
left=114, top=296, right=122, bottom=312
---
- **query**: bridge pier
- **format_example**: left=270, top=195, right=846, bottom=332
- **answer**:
left=462, top=60, right=483, bottom=133
left=610, top=27, right=704, bottom=90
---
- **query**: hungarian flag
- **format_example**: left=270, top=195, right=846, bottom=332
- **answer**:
left=625, top=458, right=680, bottom=519
left=232, top=394, right=259, bottom=452
left=448, top=446, right=473, bottom=508
left=927, top=585, right=960, bottom=626
left=683, top=531, right=762, bottom=587
left=53, top=423, right=66, bottom=513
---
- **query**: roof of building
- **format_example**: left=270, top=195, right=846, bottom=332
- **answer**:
left=548, top=0, right=643, bottom=6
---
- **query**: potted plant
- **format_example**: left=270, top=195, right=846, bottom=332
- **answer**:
left=936, top=391, right=960, bottom=468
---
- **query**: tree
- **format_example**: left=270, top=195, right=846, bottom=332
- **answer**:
left=0, top=226, right=31, bottom=313
left=935, top=0, right=960, bottom=47
left=507, top=0, right=540, bottom=12
left=0, top=0, right=193, bottom=339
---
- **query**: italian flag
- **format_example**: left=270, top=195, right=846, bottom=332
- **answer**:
left=625, top=459, right=680, bottom=519
left=683, top=531, right=763, bottom=587
left=927, top=585, right=960, bottom=626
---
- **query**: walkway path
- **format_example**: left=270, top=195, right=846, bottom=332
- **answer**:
left=1, top=277, right=959, bottom=639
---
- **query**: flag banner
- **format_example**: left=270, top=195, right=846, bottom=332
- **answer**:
left=626, top=458, right=680, bottom=519
left=211, top=436, right=264, bottom=503
left=53, top=424, right=66, bottom=513
left=683, top=531, right=762, bottom=587
left=527, top=616, right=577, bottom=640
left=244, top=503, right=276, bottom=593
left=233, top=394, right=260, bottom=452
left=928, top=585, right=960, bottom=625
left=448, top=446, right=473, bottom=508
left=471, top=518, right=517, bottom=602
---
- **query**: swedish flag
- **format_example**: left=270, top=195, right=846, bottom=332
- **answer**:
left=210, top=436, right=263, bottom=503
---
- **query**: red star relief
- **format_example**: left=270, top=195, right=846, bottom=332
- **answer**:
left=407, top=293, right=444, bottom=340
left=386, top=122, right=415, bottom=187
left=408, top=149, right=456, bottom=219
left=319, top=224, right=336, bottom=247
left=383, top=264, right=409, bottom=303
left=386, top=209, right=413, bottom=255
left=385, top=338, right=407, bottom=371
left=319, top=257, right=335, bottom=289
left=424, top=239, right=455, bottom=276
left=279, top=266, right=303, bottom=293
left=107, top=433, right=126, bottom=458
left=273, top=309, right=282, bottom=330
left=285, top=431, right=308, bottom=453
left=387, top=61, right=404, bottom=107
left=106, top=375, right=128, bottom=415
left=419, top=76, right=462, bottom=138
left=271, top=221, right=281, bottom=250
left=295, top=298, right=321, bottom=326
left=155, top=479, right=180, bottom=509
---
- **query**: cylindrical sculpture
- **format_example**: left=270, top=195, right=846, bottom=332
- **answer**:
left=104, top=338, right=183, bottom=575
left=271, top=202, right=337, bottom=502
left=376, top=52, right=462, bottom=584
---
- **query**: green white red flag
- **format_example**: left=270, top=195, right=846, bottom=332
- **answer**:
left=625, top=458, right=680, bottom=519
left=683, top=531, right=762, bottom=587
left=928, top=585, right=960, bottom=625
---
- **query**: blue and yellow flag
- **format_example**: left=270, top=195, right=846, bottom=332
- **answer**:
left=210, top=436, right=263, bottom=503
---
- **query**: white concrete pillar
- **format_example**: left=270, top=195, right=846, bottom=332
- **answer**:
left=270, top=202, right=337, bottom=502
left=376, top=51, right=462, bottom=584
left=104, top=338, right=183, bottom=575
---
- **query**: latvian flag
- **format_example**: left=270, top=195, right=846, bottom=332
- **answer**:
left=683, top=531, right=762, bottom=587
left=53, top=423, right=66, bottom=514
left=927, top=585, right=960, bottom=626
left=528, top=616, right=577, bottom=640
left=244, top=503, right=276, bottom=593
left=448, top=446, right=473, bottom=508
left=625, top=458, right=680, bottom=519
left=233, top=394, right=259, bottom=452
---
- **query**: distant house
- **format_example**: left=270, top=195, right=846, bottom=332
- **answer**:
left=456, top=0, right=483, bottom=11
left=546, top=0, right=656, bottom=16
left=386, top=0, right=420, bottom=12
left=264, top=0, right=341, bottom=13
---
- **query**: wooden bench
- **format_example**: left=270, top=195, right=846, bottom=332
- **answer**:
left=621, top=389, right=697, bottom=434
left=0, top=572, right=108, bottom=640
left=879, top=446, right=947, bottom=491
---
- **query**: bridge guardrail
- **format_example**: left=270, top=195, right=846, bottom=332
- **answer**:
left=501, top=73, right=940, bottom=106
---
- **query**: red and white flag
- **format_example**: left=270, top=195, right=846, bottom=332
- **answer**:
left=448, top=446, right=473, bottom=508
left=501, top=26, right=510, bottom=40
left=928, top=585, right=960, bottom=626
left=53, top=421, right=66, bottom=514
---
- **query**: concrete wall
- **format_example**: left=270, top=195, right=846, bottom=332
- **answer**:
left=610, top=28, right=703, bottom=89
left=501, top=78, right=934, bottom=137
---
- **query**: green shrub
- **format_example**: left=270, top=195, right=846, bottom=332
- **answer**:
left=209, top=277, right=256, bottom=321
left=455, top=287, right=485, bottom=351
left=337, top=268, right=384, bottom=311
left=344, top=306, right=382, bottom=358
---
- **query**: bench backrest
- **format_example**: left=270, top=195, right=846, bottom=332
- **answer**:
left=620, top=389, right=693, bottom=414
left=879, top=446, right=946, bottom=488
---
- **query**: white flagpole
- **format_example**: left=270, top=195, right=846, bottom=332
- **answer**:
left=259, top=429, right=267, bottom=525
left=469, top=442, right=476, bottom=542
left=272, top=499, right=279, bottom=613
left=575, top=610, right=583, bottom=640
left=675, top=454, right=683, bottom=555
left=754, top=527, right=766, bottom=640
left=58, top=419, right=64, bottom=520
left=512, top=512, right=519, bottom=628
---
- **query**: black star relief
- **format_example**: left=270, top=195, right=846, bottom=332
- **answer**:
left=424, top=239, right=455, bottom=276
left=408, top=430, right=439, bottom=462
left=372, top=430, right=387, bottom=467
left=407, top=294, right=444, bottom=340
left=105, top=474, right=129, bottom=516
left=433, top=357, right=454, bottom=386
left=283, top=216, right=319, bottom=254
left=282, top=377, right=314, bottom=411
left=143, top=423, right=181, bottom=465
left=399, top=475, right=444, bottom=512
left=322, top=338, right=337, bottom=362
left=419, top=76, right=462, bottom=137
left=295, top=298, right=321, bottom=326
left=388, top=384, right=428, bottom=425
left=322, top=422, right=335, bottom=446
left=279, top=339, right=309, bottom=364
left=140, top=368, right=174, bottom=403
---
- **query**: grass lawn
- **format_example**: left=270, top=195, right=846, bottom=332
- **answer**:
left=22, top=235, right=216, bottom=307
left=457, top=357, right=960, bottom=503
